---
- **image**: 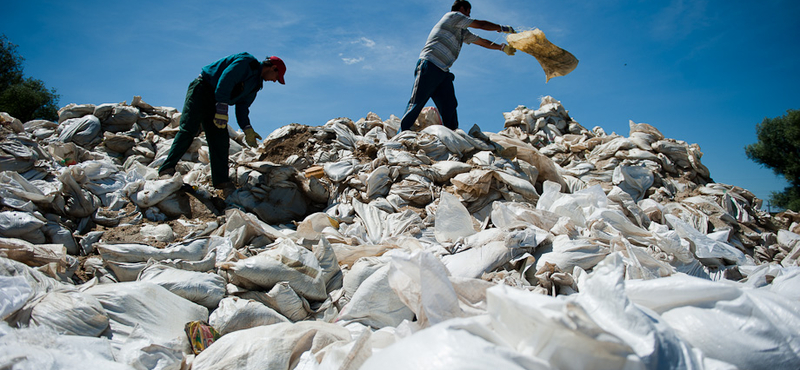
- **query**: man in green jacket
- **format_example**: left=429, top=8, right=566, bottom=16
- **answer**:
left=158, top=53, right=286, bottom=189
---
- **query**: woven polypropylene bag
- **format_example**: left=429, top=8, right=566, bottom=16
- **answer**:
left=507, top=29, right=578, bottom=82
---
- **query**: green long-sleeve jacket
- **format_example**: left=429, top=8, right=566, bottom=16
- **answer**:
left=200, top=52, right=263, bottom=130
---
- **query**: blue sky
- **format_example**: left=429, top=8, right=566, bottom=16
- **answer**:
left=5, top=0, right=799, bottom=209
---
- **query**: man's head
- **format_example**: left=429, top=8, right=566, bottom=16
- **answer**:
left=261, top=56, right=286, bottom=84
left=451, top=0, right=471, bottom=15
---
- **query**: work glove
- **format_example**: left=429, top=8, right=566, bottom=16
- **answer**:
left=499, top=25, right=515, bottom=33
left=500, top=44, right=516, bottom=56
left=213, top=103, right=228, bottom=129
left=244, top=127, right=262, bottom=147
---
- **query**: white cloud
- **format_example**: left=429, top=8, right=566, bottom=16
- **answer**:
left=359, top=37, right=376, bottom=48
left=342, top=56, right=364, bottom=65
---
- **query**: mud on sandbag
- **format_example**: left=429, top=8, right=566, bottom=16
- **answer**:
left=506, top=29, right=578, bottom=82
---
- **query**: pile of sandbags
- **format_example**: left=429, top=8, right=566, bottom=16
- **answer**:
left=1, top=95, right=799, bottom=370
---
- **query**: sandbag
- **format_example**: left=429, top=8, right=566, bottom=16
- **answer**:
left=337, top=263, right=415, bottom=329
left=219, top=239, right=328, bottom=301
left=137, top=262, right=226, bottom=309
left=85, top=281, right=208, bottom=345
left=208, top=296, right=289, bottom=335
left=506, top=29, right=579, bottom=82
left=29, top=290, right=109, bottom=337
left=626, top=272, right=800, bottom=369
left=192, top=321, right=351, bottom=370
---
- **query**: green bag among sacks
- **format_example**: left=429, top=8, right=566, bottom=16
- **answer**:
left=506, top=29, right=579, bottom=82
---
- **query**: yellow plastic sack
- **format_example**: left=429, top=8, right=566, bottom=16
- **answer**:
left=506, top=29, right=578, bottom=82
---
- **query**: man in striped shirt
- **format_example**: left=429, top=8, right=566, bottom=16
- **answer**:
left=400, top=0, right=516, bottom=131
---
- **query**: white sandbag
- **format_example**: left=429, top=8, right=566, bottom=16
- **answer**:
left=97, top=238, right=212, bottom=263
left=434, top=191, right=476, bottom=243
left=137, top=262, right=226, bottom=309
left=0, top=322, right=133, bottom=370
left=0, top=275, right=32, bottom=320
left=337, top=264, right=415, bottom=329
left=535, top=234, right=609, bottom=273
left=487, top=284, right=644, bottom=369
left=0, top=211, right=45, bottom=239
left=0, top=140, right=36, bottom=173
left=29, top=290, right=109, bottom=337
left=387, top=250, right=464, bottom=327
left=430, top=160, right=473, bottom=183
left=360, top=316, right=545, bottom=370
left=314, top=238, right=343, bottom=292
left=451, top=169, right=494, bottom=202
left=625, top=273, right=800, bottom=369
left=421, top=125, right=475, bottom=156
left=85, top=281, right=208, bottom=345
left=102, top=105, right=140, bottom=132
left=0, top=170, right=57, bottom=204
left=219, top=239, right=328, bottom=301
left=0, top=256, right=66, bottom=300
left=209, top=296, right=289, bottom=335
left=342, top=257, right=388, bottom=299
left=766, top=267, right=800, bottom=299
left=104, top=260, right=146, bottom=282
left=236, top=281, right=310, bottom=322
left=323, top=159, right=359, bottom=182
left=493, top=170, right=539, bottom=202
left=574, top=253, right=704, bottom=369
left=665, top=214, right=750, bottom=265
left=58, top=114, right=102, bottom=147
left=192, top=321, right=351, bottom=370
left=127, top=176, right=183, bottom=208
left=443, top=241, right=511, bottom=279
left=55, top=166, right=101, bottom=218
left=388, top=174, right=434, bottom=206
left=612, top=165, right=654, bottom=202
left=365, top=165, right=391, bottom=199
left=57, top=103, right=95, bottom=122
left=0, top=236, right=68, bottom=268
left=491, top=200, right=562, bottom=232
left=296, top=212, right=340, bottom=241
left=139, top=224, right=175, bottom=243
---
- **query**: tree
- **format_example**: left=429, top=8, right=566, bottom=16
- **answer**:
left=745, top=109, right=800, bottom=211
left=0, top=34, right=60, bottom=122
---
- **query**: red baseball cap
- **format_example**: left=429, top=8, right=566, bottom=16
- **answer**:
left=267, top=56, right=286, bottom=84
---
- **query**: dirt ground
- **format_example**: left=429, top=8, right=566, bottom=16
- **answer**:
left=258, top=128, right=315, bottom=164
left=95, top=193, right=221, bottom=248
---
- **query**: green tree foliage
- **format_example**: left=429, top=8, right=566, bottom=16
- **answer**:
left=0, top=34, right=60, bottom=122
left=745, top=109, right=800, bottom=211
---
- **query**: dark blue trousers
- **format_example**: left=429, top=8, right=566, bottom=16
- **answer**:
left=400, top=59, right=459, bottom=131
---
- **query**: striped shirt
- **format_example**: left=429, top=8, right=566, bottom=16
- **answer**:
left=419, top=12, right=479, bottom=71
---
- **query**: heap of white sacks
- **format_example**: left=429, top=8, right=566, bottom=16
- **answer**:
left=1, top=95, right=799, bottom=369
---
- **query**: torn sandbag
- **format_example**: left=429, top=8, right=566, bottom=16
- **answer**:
left=506, top=29, right=579, bottom=82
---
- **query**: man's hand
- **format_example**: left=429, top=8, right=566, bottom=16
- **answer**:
left=501, top=44, right=516, bottom=56
left=213, top=103, right=228, bottom=129
left=244, top=127, right=262, bottom=147
left=499, top=25, right=515, bottom=33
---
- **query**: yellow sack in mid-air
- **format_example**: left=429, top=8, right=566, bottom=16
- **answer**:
left=506, top=29, right=578, bottom=83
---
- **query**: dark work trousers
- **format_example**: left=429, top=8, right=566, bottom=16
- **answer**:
left=400, top=59, right=459, bottom=131
left=159, top=77, right=231, bottom=186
